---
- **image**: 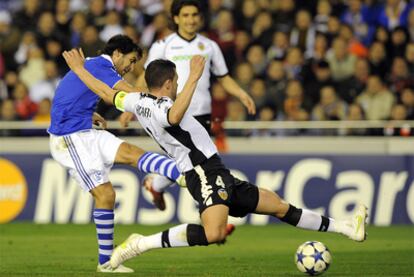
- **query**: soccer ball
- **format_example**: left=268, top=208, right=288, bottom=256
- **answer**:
left=295, top=241, right=332, bottom=275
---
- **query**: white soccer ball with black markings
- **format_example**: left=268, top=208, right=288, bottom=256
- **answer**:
left=295, top=241, right=332, bottom=275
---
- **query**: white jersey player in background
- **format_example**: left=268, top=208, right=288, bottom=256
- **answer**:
left=129, top=0, right=257, bottom=209
left=62, top=49, right=368, bottom=271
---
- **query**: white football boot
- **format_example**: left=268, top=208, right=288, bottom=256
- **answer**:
left=96, top=261, right=134, bottom=273
left=110, top=234, right=144, bottom=269
left=336, top=204, right=368, bottom=242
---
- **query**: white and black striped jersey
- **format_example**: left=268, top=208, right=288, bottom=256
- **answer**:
left=144, top=33, right=229, bottom=116
left=115, top=91, right=218, bottom=173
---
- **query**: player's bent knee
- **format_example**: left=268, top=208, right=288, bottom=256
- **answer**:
left=91, top=183, right=116, bottom=208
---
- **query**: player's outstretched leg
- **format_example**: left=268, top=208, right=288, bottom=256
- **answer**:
left=254, top=188, right=368, bottom=242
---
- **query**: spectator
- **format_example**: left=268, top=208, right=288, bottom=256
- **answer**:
left=141, top=11, right=173, bottom=47
left=405, top=42, right=414, bottom=74
left=367, top=41, right=388, bottom=79
left=342, top=103, right=368, bottom=136
left=14, top=31, right=38, bottom=66
left=384, top=104, right=412, bottom=136
left=70, top=12, right=88, bottom=47
left=408, top=8, right=414, bottom=40
left=29, top=60, right=60, bottom=103
left=284, top=47, right=304, bottom=80
left=340, top=0, right=373, bottom=45
left=250, top=106, right=277, bottom=137
left=234, top=30, right=251, bottom=63
left=249, top=78, right=267, bottom=110
left=13, top=0, right=41, bottom=32
left=281, top=79, right=310, bottom=121
left=314, top=0, right=331, bottom=34
left=326, top=37, right=357, bottom=81
left=124, top=0, right=145, bottom=31
left=251, top=11, right=274, bottom=49
left=237, top=0, right=259, bottom=33
left=265, top=59, right=288, bottom=113
left=400, top=88, right=414, bottom=119
left=0, top=10, right=21, bottom=71
left=32, top=98, right=52, bottom=123
left=339, top=58, right=370, bottom=103
left=273, top=0, right=296, bottom=33
left=55, top=0, right=72, bottom=34
left=388, top=56, right=414, bottom=94
left=377, top=0, right=413, bottom=30
left=267, top=31, right=290, bottom=60
left=357, top=75, right=395, bottom=120
left=246, top=44, right=267, bottom=76
left=325, top=16, right=341, bottom=45
left=339, top=24, right=368, bottom=58
left=290, top=10, right=316, bottom=56
left=312, top=86, right=347, bottom=121
left=35, top=11, right=67, bottom=50
left=304, top=60, right=337, bottom=106
left=0, top=99, right=21, bottom=136
left=12, top=82, right=38, bottom=119
left=99, top=10, right=124, bottom=42
left=86, top=0, right=107, bottom=31
left=389, top=26, right=409, bottom=59
left=79, top=25, right=106, bottom=57
left=18, top=47, right=46, bottom=89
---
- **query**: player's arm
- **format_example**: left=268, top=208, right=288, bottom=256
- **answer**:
left=62, top=49, right=119, bottom=104
left=217, top=75, right=256, bottom=115
left=168, top=56, right=206, bottom=125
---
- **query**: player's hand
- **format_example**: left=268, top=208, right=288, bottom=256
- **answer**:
left=240, top=92, right=256, bottom=115
left=92, top=112, right=107, bottom=129
left=62, top=48, right=86, bottom=73
left=189, top=55, right=205, bottom=81
left=119, top=112, right=135, bottom=128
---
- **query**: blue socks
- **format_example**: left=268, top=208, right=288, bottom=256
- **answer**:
left=93, top=209, right=114, bottom=265
left=138, top=152, right=180, bottom=181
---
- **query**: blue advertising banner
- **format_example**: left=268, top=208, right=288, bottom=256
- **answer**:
left=1, top=154, right=413, bottom=225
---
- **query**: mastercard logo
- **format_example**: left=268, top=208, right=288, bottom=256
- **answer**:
left=0, top=159, right=28, bottom=223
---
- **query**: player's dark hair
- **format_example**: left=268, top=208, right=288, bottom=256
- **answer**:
left=145, top=59, right=177, bottom=89
left=102, top=34, right=143, bottom=59
left=171, top=0, right=201, bottom=17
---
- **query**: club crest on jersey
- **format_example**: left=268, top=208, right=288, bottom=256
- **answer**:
left=217, top=188, right=228, bottom=200
left=198, top=42, right=205, bottom=51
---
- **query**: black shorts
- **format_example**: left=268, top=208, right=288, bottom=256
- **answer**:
left=185, top=155, right=259, bottom=218
left=194, top=114, right=211, bottom=135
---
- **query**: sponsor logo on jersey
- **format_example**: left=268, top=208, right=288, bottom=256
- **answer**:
left=0, top=159, right=28, bottom=223
left=198, top=42, right=205, bottom=50
left=217, top=188, right=228, bottom=201
left=171, top=46, right=184, bottom=50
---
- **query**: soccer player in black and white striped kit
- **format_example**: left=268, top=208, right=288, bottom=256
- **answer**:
left=62, top=49, right=368, bottom=270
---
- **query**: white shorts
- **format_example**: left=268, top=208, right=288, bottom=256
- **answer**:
left=49, top=129, right=124, bottom=191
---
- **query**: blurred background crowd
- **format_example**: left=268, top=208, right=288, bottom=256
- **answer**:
left=0, top=0, right=414, bottom=137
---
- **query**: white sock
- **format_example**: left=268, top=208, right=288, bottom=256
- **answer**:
left=138, top=224, right=189, bottom=252
left=152, top=175, right=174, bottom=192
left=297, top=209, right=337, bottom=233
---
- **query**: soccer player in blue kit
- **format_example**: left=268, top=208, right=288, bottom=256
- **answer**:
left=48, top=35, right=184, bottom=273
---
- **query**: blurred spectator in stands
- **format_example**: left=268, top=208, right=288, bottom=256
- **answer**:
left=234, top=30, right=251, bottom=64
left=373, top=25, right=392, bottom=54
left=12, top=82, right=38, bottom=119
left=400, top=88, right=414, bottom=119
left=250, top=105, right=277, bottom=137
left=70, top=12, right=87, bottom=47
left=14, top=31, right=37, bottom=66
left=249, top=78, right=267, bottom=111
left=87, top=0, right=107, bottom=31
left=32, top=98, right=51, bottom=123
left=367, top=41, right=388, bottom=79
left=208, top=9, right=236, bottom=67
left=3, top=71, right=18, bottom=99
left=408, top=8, right=414, bottom=40
left=44, top=38, right=67, bottom=76
left=314, top=0, right=331, bottom=34
left=290, top=10, right=316, bottom=56
left=281, top=80, right=310, bottom=121
left=377, top=0, right=413, bottom=30
left=79, top=25, right=105, bottom=57
left=342, top=103, right=367, bottom=136
left=305, top=32, right=329, bottom=61
left=124, top=0, right=145, bottom=32
left=55, top=0, right=72, bottom=34
left=0, top=10, right=21, bottom=71
left=100, top=10, right=124, bottom=42
left=265, top=59, right=288, bottom=113
left=339, top=24, right=368, bottom=58
left=388, top=56, right=414, bottom=94
left=284, top=47, right=304, bottom=80
left=326, top=37, right=357, bottom=81
left=357, top=75, right=395, bottom=120
left=312, top=86, right=347, bottom=121
left=304, top=60, right=336, bottom=107
left=384, top=104, right=412, bottom=136
left=389, top=26, right=409, bottom=59
left=36, top=11, right=67, bottom=50
left=251, top=11, right=274, bottom=49
left=123, top=25, right=140, bottom=44
left=267, top=31, right=290, bottom=60
left=141, top=11, right=173, bottom=47
left=405, top=42, right=414, bottom=74
left=340, top=0, right=373, bottom=45
left=211, top=81, right=228, bottom=124
left=273, top=0, right=296, bottom=33
left=29, top=60, right=60, bottom=103
left=18, top=47, right=46, bottom=89
left=235, top=0, right=259, bottom=33
left=246, top=44, right=267, bottom=76
left=339, top=58, right=370, bottom=103
left=225, top=100, right=247, bottom=136
left=234, top=62, right=254, bottom=91
left=0, top=99, right=21, bottom=136
left=207, top=0, right=224, bottom=31
left=13, top=0, right=41, bottom=32
left=325, top=16, right=341, bottom=45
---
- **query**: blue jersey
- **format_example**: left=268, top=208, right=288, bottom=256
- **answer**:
left=48, top=55, right=122, bottom=135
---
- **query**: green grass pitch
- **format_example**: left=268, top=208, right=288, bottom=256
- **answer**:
left=0, top=223, right=413, bottom=276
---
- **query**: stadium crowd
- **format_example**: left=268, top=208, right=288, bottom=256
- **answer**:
left=0, top=0, right=414, bottom=137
